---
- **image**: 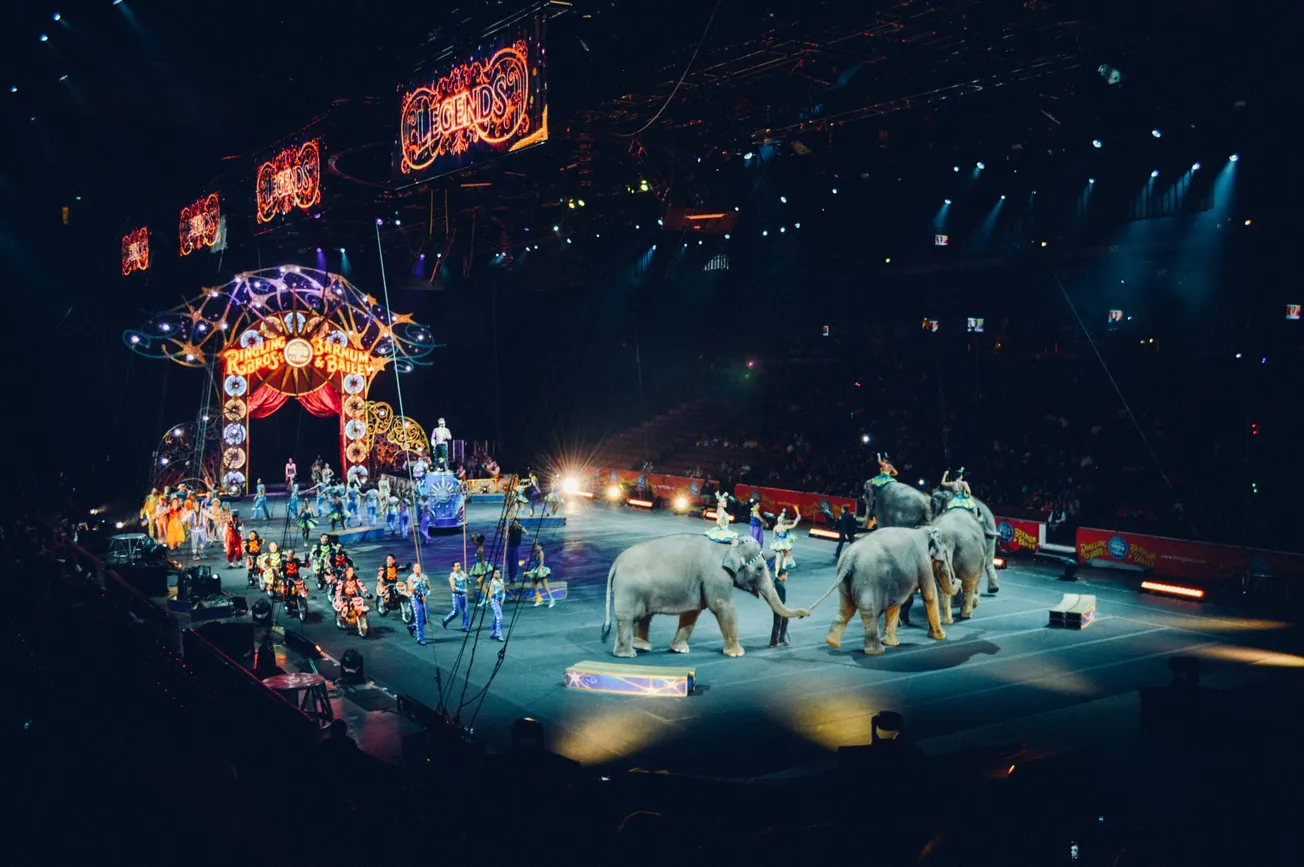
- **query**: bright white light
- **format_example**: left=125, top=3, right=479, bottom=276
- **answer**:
left=566, top=238, right=572, bottom=244
left=172, top=428, right=181, bottom=436
left=953, top=166, right=959, bottom=172
left=1150, top=170, right=1159, bottom=178
left=553, top=225, right=559, bottom=232
left=794, top=222, right=800, bottom=229
left=1192, top=162, right=1201, bottom=171
left=1000, top=195, right=1006, bottom=200
left=8, top=86, right=15, bottom=93
left=160, top=457, right=169, bottom=465
left=976, top=161, right=985, bottom=170
left=762, top=230, right=768, bottom=236
left=59, top=75, right=68, bottom=82
left=130, top=335, right=140, bottom=344
left=339, top=247, right=345, bottom=253
left=831, top=188, right=838, bottom=194
left=606, top=485, right=621, bottom=501
left=724, top=234, right=730, bottom=240
left=743, top=152, right=754, bottom=160
left=562, top=477, right=580, bottom=496
left=673, top=495, right=689, bottom=512
left=160, top=323, right=171, bottom=332
left=1092, top=139, right=1102, bottom=148
left=53, top=13, right=61, bottom=22
left=39, top=34, right=49, bottom=42
left=944, top=199, right=952, bottom=205
left=1088, top=178, right=1095, bottom=184
left=115, top=522, right=125, bottom=529
left=861, top=434, right=870, bottom=444
left=1229, top=154, right=1239, bottom=162
left=779, top=227, right=786, bottom=233
left=1151, top=129, right=1161, bottom=138
left=780, top=196, right=787, bottom=204
left=395, top=219, right=401, bottom=225
left=657, top=218, right=664, bottom=226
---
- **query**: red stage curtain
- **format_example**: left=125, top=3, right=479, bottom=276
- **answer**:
left=247, top=384, right=291, bottom=419
left=298, top=382, right=342, bottom=418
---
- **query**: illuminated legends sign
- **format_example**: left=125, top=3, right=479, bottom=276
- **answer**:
left=180, top=193, right=222, bottom=255
left=122, top=227, right=150, bottom=275
left=256, top=140, right=322, bottom=224
left=398, top=19, right=547, bottom=179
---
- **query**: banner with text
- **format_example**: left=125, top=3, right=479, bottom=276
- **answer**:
left=1076, top=527, right=1304, bottom=583
left=995, top=517, right=1043, bottom=553
left=594, top=468, right=715, bottom=500
left=731, top=484, right=858, bottom=523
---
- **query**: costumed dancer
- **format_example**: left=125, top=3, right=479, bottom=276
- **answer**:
left=251, top=479, right=271, bottom=521
left=285, top=457, right=297, bottom=489
left=140, top=489, right=161, bottom=540
left=364, top=486, right=379, bottom=526
left=189, top=498, right=209, bottom=561
left=771, top=507, right=801, bottom=572
left=705, top=492, right=738, bottom=543
left=872, top=452, right=899, bottom=487
left=748, top=501, right=765, bottom=548
left=524, top=542, right=555, bottom=608
left=407, top=563, right=431, bottom=645
left=314, top=482, right=327, bottom=520
left=328, top=489, right=346, bottom=532
left=346, top=480, right=361, bottom=527
left=398, top=499, right=411, bottom=540
left=411, top=454, right=429, bottom=497
left=286, top=483, right=301, bottom=520
left=165, top=496, right=186, bottom=551
left=225, top=509, right=243, bottom=568
left=385, top=496, right=399, bottom=537
left=468, top=540, right=490, bottom=607
left=310, top=456, right=322, bottom=487
left=431, top=418, right=452, bottom=471
left=769, top=566, right=791, bottom=648
left=940, top=467, right=978, bottom=514
left=152, top=494, right=170, bottom=542
left=417, top=495, right=432, bottom=544
left=320, top=463, right=334, bottom=486
left=488, top=567, right=506, bottom=641
left=441, top=560, right=470, bottom=631
left=377, top=473, right=391, bottom=504
left=298, top=503, right=318, bottom=543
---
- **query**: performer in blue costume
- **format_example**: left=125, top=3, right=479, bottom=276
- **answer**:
left=365, top=487, right=379, bottom=526
left=251, top=479, right=271, bottom=521
left=417, top=495, right=432, bottom=544
left=385, top=496, right=399, bottom=536
left=314, top=483, right=327, bottom=519
left=398, top=500, right=411, bottom=540
left=407, top=563, right=431, bottom=645
left=941, top=467, right=979, bottom=515
left=411, top=454, right=429, bottom=497
left=441, top=560, right=470, bottom=631
left=870, top=452, right=899, bottom=489
left=706, top=491, right=739, bottom=542
left=286, top=482, right=300, bottom=520
left=345, top=480, right=361, bottom=527
left=327, top=489, right=346, bottom=531
left=488, top=567, right=506, bottom=641
left=749, top=501, right=765, bottom=548
left=771, top=507, right=801, bottom=572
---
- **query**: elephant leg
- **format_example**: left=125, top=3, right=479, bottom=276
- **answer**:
left=825, top=589, right=856, bottom=649
left=860, top=607, right=884, bottom=655
left=922, top=592, right=947, bottom=641
left=710, top=602, right=745, bottom=657
left=633, top=616, right=653, bottom=652
left=669, top=610, right=700, bottom=653
left=958, top=580, right=977, bottom=619
left=984, top=537, right=1000, bottom=593
left=939, top=590, right=954, bottom=626
left=614, top=618, right=637, bottom=658
left=883, top=605, right=901, bottom=646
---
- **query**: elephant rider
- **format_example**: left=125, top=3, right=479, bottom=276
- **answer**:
left=870, top=453, right=899, bottom=488
left=940, top=468, right=979, bottom=516
left=706, top=491, right=739, bottom=543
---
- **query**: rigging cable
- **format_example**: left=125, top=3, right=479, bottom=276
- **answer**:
left=616, top=0, right=721, bottom=137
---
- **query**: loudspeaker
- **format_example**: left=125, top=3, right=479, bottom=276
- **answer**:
left=340, top=649, right=365, bottom=683
left=187, top=565, right=220, bottom=598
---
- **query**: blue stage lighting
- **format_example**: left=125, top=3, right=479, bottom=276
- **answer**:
left=1000, top=195, right=1006, bottom=200
left=338, top=248, right=345, bottom=253
left=831, top=188, right=838, bottom=194
left=1192, top=162, right=1201, bottom=171
left=1229, top=154, right=1239, bottom=162
left=762, top=230, right=768, bottom=236
left=39, top=34, right=49, bottom=42
left=943, top=199, right=952, bottom=205
left=953, top=166, right=960, bottom=172
left=8, top=86, right=15, bottom=93
left=1092, top=139, right=1102, bottom=149
left=1088, top=178, right=1095, bottom=184
left=1151, top=170, right=1159, bottom=178
left=976, top=161, right=985, bottom=170
left=1151, top=129, right=1162, bottom=138
left=743, top=152, right=754, bottom=160
left=53, top=13, right=61, bottom=22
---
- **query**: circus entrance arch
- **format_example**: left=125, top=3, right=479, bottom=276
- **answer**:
left=126, top=267, right=435, bottom=495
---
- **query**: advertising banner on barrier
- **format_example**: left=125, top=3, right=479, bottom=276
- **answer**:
left=994, top=517, right=1042, bottom=553
left=731, top=484, right=858, bottom=523
left=593, top=468, right=714, bottom=500
left=1076, top=527, right=1304, bottom=583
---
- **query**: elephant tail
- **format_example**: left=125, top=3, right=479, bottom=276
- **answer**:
left=602, top=562, right=615, bottom=638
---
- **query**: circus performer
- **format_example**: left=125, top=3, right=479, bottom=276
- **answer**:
left=286, top=482, right=301, bottom=519
left=441, top=560, right=470, bottom=631
left=417, top=495, right=432, bottom=543
left=297, top=503, right=318, bottom=543
left=468, top=544, right=491, bottom=607
left=941, top=467, right=979, bottom=515
left=407, top=563, right=431, bottom=645
left=311, top=456, right=322, bottom=486
left=523, top=542, right=555, bottom=608
left=251, top=479, right=271, bottom=521
left=870, top=452, right=899, bottom=488
left=483, top=454, right=500, bottom=483
left=365, top=486, right=379, bottom=526
left=285, top=457, right=297, bottom=489
left=327, top=489, right=346, bottom=532
left=771, top=507, right=801, bottom=572
left=345, top=480, right=361, bottom=527
left=488, top=567, right=506, bottom=641
left=152, top=495, right=170, bottom=542
left=244, top=530, right=263, bottom=585
left=165, top=496, right=186, bottom=551
left=769, top=567, right=791, bottom=648
left=320, top=463, right=334, bottom=486
left=225, top=509, right=243, bottom=568
left=398, top=499, right=411, bottom=540
left=377, top=474, right=391, bottom=506
left=411, top=454, right=429, bottom=497
left=706, top=491, right=738, bottom=543
left=140, top=489, right=161, bottom=539
left=749, top=501, right=765, bottom=548
left=189, top=499, right=209, bottom=561
left=385, top=496, right=400, bottom=536
left=314, top=482, right=327, bottom=519
left=431, top=417, right=452, bottom=470
left=259, top=541, right=284, bottom=596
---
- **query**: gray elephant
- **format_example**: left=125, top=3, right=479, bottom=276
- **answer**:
left=929, top=488, right=1000, bottom=593
left=603, top=535, right=810, bottom=658
left=928, top=508, right=989, bottom=622
left=823, top=527, right=959, bottom=655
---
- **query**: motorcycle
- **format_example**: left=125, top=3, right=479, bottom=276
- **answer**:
left=284, top=574, right=309, bottom=622
left=375, top=578, right=414, bottom=625
left=313, top=556, right=336, bottom=591
left=334, top=594, right=369, bottom=637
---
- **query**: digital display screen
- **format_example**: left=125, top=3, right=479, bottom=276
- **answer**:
left=922, top=318, right=939, bottom=333
left=967, top=317, right=984, bottom=333
left=1288, top=304, right=1301, bottom=321
left=255, top=139, right=322, bottom=226
left=397, top=15, right=548, bottom=181
left=934, top=234, right=949, bottom=246
left=822, top=325, right=830, bottom=337
left=1108, top=309, right=1124, bottom=323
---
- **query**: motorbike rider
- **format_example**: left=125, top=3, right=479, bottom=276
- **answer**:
left=244, top=530, right=263, bottom=584
left=334, top=566, right=366, bottom=629
left=310, top=533, right=334, bottom=579
left=282, top=549, right=306, bottom=612
left=260, top=541, right=285, bottom=596
left=376, top=554, right=409, bottom=608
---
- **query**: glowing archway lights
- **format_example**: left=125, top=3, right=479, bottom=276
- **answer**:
left=400, top=43, right=536, bottom=173
left=179, top=193, right=221, bottom=255
left=122, top=226, right=149, bottom=275
left=256, top=140, right=321, bottom=223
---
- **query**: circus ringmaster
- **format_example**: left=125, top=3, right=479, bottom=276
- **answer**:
left=124, top=267, right=435, bottom=497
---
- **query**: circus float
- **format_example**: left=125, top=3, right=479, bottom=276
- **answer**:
left=125, top=267, right=438, bottom=497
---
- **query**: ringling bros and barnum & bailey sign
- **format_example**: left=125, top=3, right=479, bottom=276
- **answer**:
left=124, top=268, right=435, bottom=495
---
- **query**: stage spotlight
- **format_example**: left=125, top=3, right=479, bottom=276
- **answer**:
left=743, top=152, right=754, bottom=160
left=606, top=485, right=621, bottom=502
left=780, top=196, right=788, bottom=203
left=671, top=495, right=689, bottom=512
left=944, top=198, right=952, bottom=205
left=566, top=238, right=572, bottom=244
left=794, top=222, right=800, bottom=229
left=115, top=521, right=125, bottom=529
left=59, top=75, right=68, bottom=82
left=1229, top=154, right=1239, bottom=162
left=1092, top=139, right=1102, bottom=149
left=976, top=161, right=985, bottom=170
left=1151, top=129, right=1162, bottom=138
left=1192, top=162, right=1201, bottom=171
left=8, top=86, right=15, bottom=93
left=762, top=230, right=768, bottom=236
left=861, top=434, right=870, bottom=444
left=53, top=13, right=61, bottom=22
left=577, top=199, right=585, bottom=207
left=1000, top=194, right=1006, bottom=200
left=657, top=218, right=664, bottom=225
left=724, top=233, right=730, bottom=240
left=338, top=247, right=345, bottom=253
left=1151, top=170, right=1159, bottom=178
left=39, top=34, right=49, bottom=42
left=561, top=477, right=580, bottom=496
left=831, top=188, right=838, bottom=194
left=1088, top=178, right=1095, bottom=185
left=780, top=227, right=786, bottom=233
left=553, top=225, right=559, bottom=232
left=953, top=166, right=960, bottom=172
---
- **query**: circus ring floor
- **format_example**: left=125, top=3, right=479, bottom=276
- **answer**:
left=183, top=498, right=1304, bottom=780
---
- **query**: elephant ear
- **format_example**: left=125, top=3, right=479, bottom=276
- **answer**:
left=721, top=538, right=755, bottom=575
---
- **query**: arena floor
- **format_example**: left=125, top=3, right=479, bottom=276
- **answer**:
left=210, top=499, right=1304, bottom=779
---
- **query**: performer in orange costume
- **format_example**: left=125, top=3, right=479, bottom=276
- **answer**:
left=165, top=497, right=186, bottom=550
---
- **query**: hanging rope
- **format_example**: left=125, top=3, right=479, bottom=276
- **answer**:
left=615, top=0, right=721, bottom=137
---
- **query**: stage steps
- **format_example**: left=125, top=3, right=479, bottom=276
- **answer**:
left=564, top=660, right=696, bottom=698
left=1049, top=593, right=1096, bottom=629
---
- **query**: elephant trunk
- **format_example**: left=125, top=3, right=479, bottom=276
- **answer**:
left=758, top=575, right=810, bottom=619
left=932, top=553, right=960, bottom=597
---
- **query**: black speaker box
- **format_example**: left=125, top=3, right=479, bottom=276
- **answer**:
left=116, top=563, right=170, bottom=597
